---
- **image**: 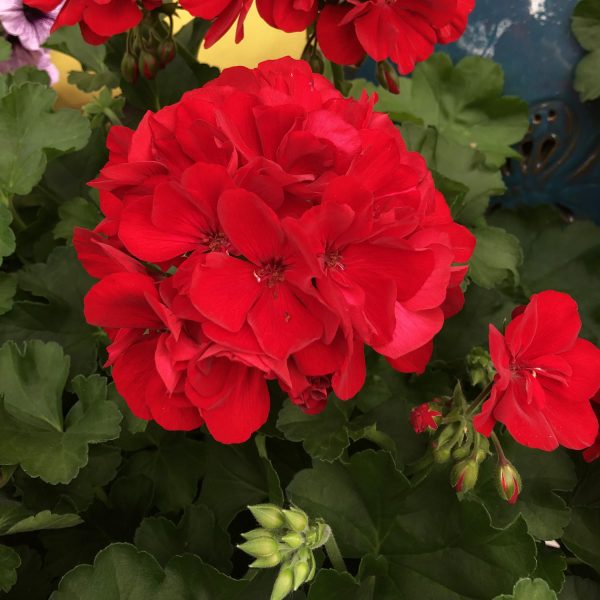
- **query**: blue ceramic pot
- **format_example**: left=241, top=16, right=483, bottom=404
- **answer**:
left=444, top=0, right=600, bottom=222
left=354, top=0, right=600, bottom=221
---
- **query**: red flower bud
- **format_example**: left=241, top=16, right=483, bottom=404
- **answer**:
left=158, top=39, right=176, bottom=67
left=410, top=402, right=442, bottom=434
left=450, top=459, right=479, bottom=494
left=120, top=52, right=139, bottom=84
left=139, top=50, right=159, bottom=80
left=376, top=60, right=400, bottom=94
left=497, top=461, right=522, bottom=504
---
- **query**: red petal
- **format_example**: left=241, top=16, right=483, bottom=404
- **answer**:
left=317, top=4, right=365, bottom=65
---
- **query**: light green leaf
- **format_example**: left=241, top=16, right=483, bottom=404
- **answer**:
left=53, top=197, right=101, bottom=241
left=289, top=451, right=536, bottom=599
left=572, top=0, right=600, bottom=51
left=574, top=50, right=600, bottom=102
left=0, top=39, right=11, bottom=62
left=469, top=226, right=523, bottom=289
left=0, top=544, right=20, bottom=593
left=493, top=578, right=557, bottom=600
left=0, top=204, right=15, bottom=266
left=134, top=504, right=231, bottom=572
left=0, top=246, right=98, bottom=376
left=0, top=82, right=90, bottom=196
left=0, top=500, right=81, bottom=536
left=0, top=273, right=16, bottom=316
left=0, top=346, right=121, bottom=484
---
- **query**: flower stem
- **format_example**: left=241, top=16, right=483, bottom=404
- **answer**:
left=330, top=62, right=350, bottom=95
left=324, top=532, right=347, bottom=573
left=103, top=107, right=123, bottom=126
left=490, top=431, right=508, bottom=464
left=466, top=381, right=493, bottom=417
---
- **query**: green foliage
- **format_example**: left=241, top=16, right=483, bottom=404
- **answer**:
left=572, top=0, right=600, bottom=101
left=0, top=341, right=121, bottom=484
left=494, top=578, right=558, bottom=600
left=0, top=82, right=90, bottom=197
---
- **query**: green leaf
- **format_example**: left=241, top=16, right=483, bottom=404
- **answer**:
left=121, top=431, right=204, bottom=513
left=288, top=451, right=536, bottom=599
left=134, top=504, right=231, bottom=572
left=53, top=197, right=101, bottom=241
left=67, top=71, right=119, bottom=94
left=572, top=0, right=600, bottom=51
left=574, top=50, right=600, bottom=102
left=0, top=39, right=11, bottom=62
left=0, top=273, right=16, bottom=316
left=0, top=502, right=82, bottom=535
left=400, top=123, right=506, bottom=226
left=16, top=445, right=121, bottom=513
left=277, top=398, right=352, bottom=461
left=360, top=54, right=529, bottom=167
left=0, top=204, right=15, bottom=266
left=469, top=226, right=523, bottom=288
left=308, top=570, right=368, bottom=599
left=489, top=207, right=600, bottom=343
left=493, top=578, right=557, bottom=600
left=0, top=345, right=121, bottom=484
left=471, top=434, right=576, bottom=540
left=50, top=543, right=274, bottom=600
left=0, top=83, right=91, bottom=196
left=0, top=544, right=20, bottom=593
left=559, top=576, right=600, bottom=599
left=199, top=439, right=282, bottom=527
left=562, top=505, right=600, bottom=573
left=0, top=246, right=98, bottom=376
left=532, top=545, right=566, bottom=593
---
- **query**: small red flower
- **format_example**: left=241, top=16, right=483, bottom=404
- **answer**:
left=410, top=402, right=442, bottom=433
left=474, top=291, right=600, bottom=451
left=317, top=0, right=476, bottom=74
left=25, top=0, right=161, bottom=44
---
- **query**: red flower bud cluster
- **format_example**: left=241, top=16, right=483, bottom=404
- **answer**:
left=75, top=57, right=474, bottom=443
left=24, top=0, right=162, bottom=44
left=181, top=0, right=475, bottom=75
left=474, top=291, right=600, bottom=451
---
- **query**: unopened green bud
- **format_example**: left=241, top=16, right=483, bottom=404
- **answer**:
left=238, top=536, right=279, bottom=558
left=433, top=445, right=452, bottom=464
left=452, top=444, right=471, bottom=460
left=271, top=566, right=294, bottom=600
left=475, top=435, right=490, bottom=464
left=250, top=551, right=282, bottom=569
left=305, top=520, right=331, bottom=549
left=241, top=528, right=274, bottom=541
left=283, top=507, right=308, bottom=532
left=120, top=52, right=138, bottom=83
left=249, top=504, right=286, bottom=529
left=281, top=531, right=304, bottom=549
left=293, top=558, right=311, bottom=590
left=450, top=459, right=479, bottom=494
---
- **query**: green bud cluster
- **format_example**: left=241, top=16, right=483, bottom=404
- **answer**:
left=466, top=346, right=496, bottom=387
left=239, top=504, right=330, bottom=600
left=121, top=4, right=179, bottom=83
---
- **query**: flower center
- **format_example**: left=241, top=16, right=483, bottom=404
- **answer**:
left=254, top=260, right=286, bottom=287
left=205, top=231, right=230, bottom=253
left=322, top=248, right=344, bottom=271
left=23, top=6, right=48, bottom=23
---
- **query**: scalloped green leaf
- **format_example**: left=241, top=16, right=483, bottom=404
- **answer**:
left=289, top=451, right=536, bottom=599
left=493, top=578, right=557, bottom=600
left=0, top=544, right=20, bottom=593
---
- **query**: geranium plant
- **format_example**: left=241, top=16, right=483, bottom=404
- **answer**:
left=0, top=1, right=599, bottom=599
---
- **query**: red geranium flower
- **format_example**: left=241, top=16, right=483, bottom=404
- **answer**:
left=256, top=0, right=317, bottom=33
left=474, top=291, right=600, bottom=451
left=76, top=57, right=474, bottom=442
left=24, top=0, right=161, bottom=44
left=317, top=0, right=476, bottom=74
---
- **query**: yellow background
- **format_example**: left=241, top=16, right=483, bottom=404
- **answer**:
left=52, top=6, right=305, bottom=107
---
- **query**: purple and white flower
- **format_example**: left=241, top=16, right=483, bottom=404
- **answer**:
left=0, top=0, right=64, bottom=51
left=0, top=39, right=59, bottom=83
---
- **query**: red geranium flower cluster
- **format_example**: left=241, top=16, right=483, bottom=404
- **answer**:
left=182, top=0, right=475, bottom=74
left=75, top=57, right=474, bottom=443
left=24, top=0, right=161, bottom=44
left=474, top=291, right=600, bottom=451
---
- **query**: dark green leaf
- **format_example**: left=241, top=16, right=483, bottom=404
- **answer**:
left=563, top=505, right=600, bottom=573
left=572, top=0, right=600, bottom=51
left=53, top=197, right=101, bottom=241
left=574, top=50, right=600, bottom=102
left=0, top=273, right=16, bottom=316
left=134, top=504, right=231, bottom=572
left=0, top=246, right=98, bottom=376
left=559, top=576, right=600, bottom=599
left=0, top=501, right=81, bottom=535
left=0, top=544, right=20, bottom=593
left=532, top=545, right=566, bottom=593
left=0, top=204, right=15, bottom=266
left=472, top=433, right=577, bottom=540
left=289, top=451, right=536, bottom=599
